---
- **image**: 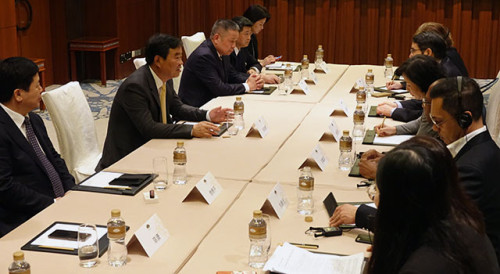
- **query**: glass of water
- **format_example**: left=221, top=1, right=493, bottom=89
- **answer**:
left=78, top=224, right=99, bottom=268
left=226, top=110, right=238, bottom=135
left=153, top=157, right=168, bottom=190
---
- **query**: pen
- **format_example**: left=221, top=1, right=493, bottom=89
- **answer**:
left=38, top=245, right=76, bottom=251
left=289, top=242, right=319, bottom=249
left=275, top=55, right=282, bottom=61
left=104, top=186, right=131, bottom=190
left=381, top=116, right=386, bottom=128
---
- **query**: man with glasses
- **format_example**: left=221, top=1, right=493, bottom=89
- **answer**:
left=429, top=77, right=500, bottom=263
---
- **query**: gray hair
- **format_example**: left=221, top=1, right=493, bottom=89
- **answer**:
left=210, top=19, right=240, bottom=39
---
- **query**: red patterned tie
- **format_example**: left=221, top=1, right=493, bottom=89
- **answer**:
left=24, top=117, right=65, bottom=197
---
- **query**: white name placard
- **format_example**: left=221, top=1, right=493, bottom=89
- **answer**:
left=195, top=172, right=222, bottom=205
left=328, top=119, right=341, bottom=142
left=311, top=144, right=329, bottom=171
left=298, top=79, right=310, bottom=94
left=246, top=116, right=269, bottom=138
left=131, top=214, right=169, bottom=257
left=356, top=78, right=366, bottom=89
left=319, top=61, right=329, bottom=73
left=265, top=183, right=289, bottom=219
left=309, top=71, right=318, bottom=84
left=339, top=99, right=351, bottom=118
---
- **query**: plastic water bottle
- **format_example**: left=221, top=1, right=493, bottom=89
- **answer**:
left=8, top=251, right=30, bottom=274
left=297, top=166, right=314, bottom=215
left=365, top=69, right=374, bottom=95
left=356, top=86, right=366, bottom=104
left=301, top=54, right=309, bottom=79
left=339, top=130, right=353, bottom=171
left=384, top=54, right=394, bottom=80
left=173, top=141, right=187, bottom=185
left=315, top=45, right=324, bottom=67
left=107, top=209, right=127, bottom=267
left=353, top=105, right=366, bottom=141
left=233, top=96, right=245, bottom=131
left=248, top=210, right=267, bottom=268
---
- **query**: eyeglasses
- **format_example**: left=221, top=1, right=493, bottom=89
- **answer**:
left=409, top=48, right=421, bottom=54
left=429, top=115, right=451, bottom=129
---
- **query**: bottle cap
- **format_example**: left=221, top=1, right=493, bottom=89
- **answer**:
left=356, top=105, right=362, bottom=110
left=305, top=216, right=313, bottom=222
left=286, top=63, right=291, bottom=67
left=318, top=45, right=323, bottom=49
left=236, top=96, right=242, bottom=101
left=177, top=141, right=184, bottom=147
left=368, top=69, right=373, bottom=73
left=343, top=130, right=349, bottom=135
left=303, top=54, right=308, bottom=59
left=111, top=209, right=121, bottom=217
left=253, top=210, right=263, bottom=218
left=387, top=53, right=392, bottom=58
left=359, top=86, right=365, bottom=90
left=13, top=251, right=24, bottom=261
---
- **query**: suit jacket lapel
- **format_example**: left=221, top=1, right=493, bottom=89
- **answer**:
left=454, top=131, right=489, bottom=160
left=207, top=40, right=227, bottom=82
left=0, top=108, right=47, bottom=173
left=143, top=66, right=162, bottom=123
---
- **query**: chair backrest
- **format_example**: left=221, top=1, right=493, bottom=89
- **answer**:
left=41, top=82, right=101, bottom=182
left=181, top=32, right=206, bottom=59
left=133, top=58, right=147, bottom=69
left=486, top=74, right=500, bottom=143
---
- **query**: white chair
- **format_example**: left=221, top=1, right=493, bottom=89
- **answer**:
left=486, top=73, right=500, bottom=143
left=41, top=82, right=101, bottom=183
left=181, top=32, right=206, bottom=59
left=132, top=57, right=182, bottom=93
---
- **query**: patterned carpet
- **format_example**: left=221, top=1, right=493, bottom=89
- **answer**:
left=40, top=79, right=123, bottom=121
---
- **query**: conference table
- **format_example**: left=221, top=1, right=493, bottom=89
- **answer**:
left=0, top=63, right=408, bottom=273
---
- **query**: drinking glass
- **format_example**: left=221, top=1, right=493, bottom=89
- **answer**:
left=153, top=157, right=168, bottom=190
left=226, top=110, right=238, bottom=135
left=277, top=76, right=287, bottom=95
left=78, top=224, right=99, bottom=268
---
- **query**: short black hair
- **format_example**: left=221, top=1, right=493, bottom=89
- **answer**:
left=145, top=33, right=182, bottom=65
left=0, top=57, right=39, bottom=103
left=397, top=55, right=445, bottom=94
left=210, top=19, right=240, bottom=39
left=232, top=16, right=253, bottom=32
left=429, top=77, right=483, bottom=121
left=412, top=32, right=447, bottom=60
left=243, top=4, right=271, bottom=24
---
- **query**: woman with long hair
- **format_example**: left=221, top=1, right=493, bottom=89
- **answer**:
left=243, top=4, right=276, bottom=66
left=367, top=136, right=499, bottom=273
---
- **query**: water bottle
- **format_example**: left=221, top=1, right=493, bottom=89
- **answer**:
left=384, top=54, right=394, bottom=80
left=233, top=96, right=245, bottom=130
left=315, top=45, right=324, bottom=68
left=173, top=141, right=187, bottom=185
left=365, top=69, right=374, bottom=95
left=356, top=86, right=366, bottom=105
left=339, top=130, right=353, bottom=171
left=8, top=251, right=30, bottom=274
left=284, top=63, right=293, bottom=91
left=107, top=209, right=127, bottom=267
left=248, top=210, right=267, bottom=268
left=353, top=105, right=365, bottom=141
left=297, top=166, right=314, bottom=215
left=301, top=54, right=309, bottom=79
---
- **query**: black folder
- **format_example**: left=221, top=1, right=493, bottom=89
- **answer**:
left=73, top=173, right=156, bottom=196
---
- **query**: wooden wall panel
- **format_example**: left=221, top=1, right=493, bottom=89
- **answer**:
left=0, top=0, right=17, bottom=58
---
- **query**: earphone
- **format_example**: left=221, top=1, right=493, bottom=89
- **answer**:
left=456, top=76, right=472, bottom=129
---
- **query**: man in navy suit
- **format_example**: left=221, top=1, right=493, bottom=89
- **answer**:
left=230, top=16, right=279, bottom=84
left=179, top=19, right=264, bottom=107
left=0, top=57, right=75, bottom=237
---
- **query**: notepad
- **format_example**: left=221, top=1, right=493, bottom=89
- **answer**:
left=374, top=86, right=407, bottom=94
left=373, top=134, right=413, bottom=146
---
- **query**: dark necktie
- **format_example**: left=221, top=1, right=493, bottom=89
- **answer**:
left=24, top=117, right=65, bottom=197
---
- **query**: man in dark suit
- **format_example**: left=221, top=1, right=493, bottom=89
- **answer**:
left=178, top=19, right=264, bottom=107
left=230, top=16, right=279, bottom=84
left=97, top=34, right=231, bottom=170
left=0, top=57, right=75, bottom=237
left=330, top=77, right=500, bottom=263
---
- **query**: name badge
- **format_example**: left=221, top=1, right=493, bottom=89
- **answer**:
left=264, top=183, right=289, bottom=219
left=340, top=99, right=351, bottom=118
left=130, top=214, right=169, bottom=257
left=311, top=144, right=329, bottom=171
left=298, top=79, right=310, bottom=94
left=328, top=119, right=341, bottom=142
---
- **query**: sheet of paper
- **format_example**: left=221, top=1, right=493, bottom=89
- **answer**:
left=373, top=134, right=413, bottom=146
left=31, top=223, right=107, bottom=249
left=266, top=62, right=298, bottom=71
left=264, top=242, right=364, bottom=274
left=377, top=86, right=407, bottom=93
left=79, top=171, right=124, bottom=188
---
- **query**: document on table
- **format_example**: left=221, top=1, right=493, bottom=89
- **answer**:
left=264, top=242, right=364, bottom=274
left=79, top=171, right=124, bottom=188
left=373, top=134, right=413, bottom=146
left=376, top=86, right=407, bottom=94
